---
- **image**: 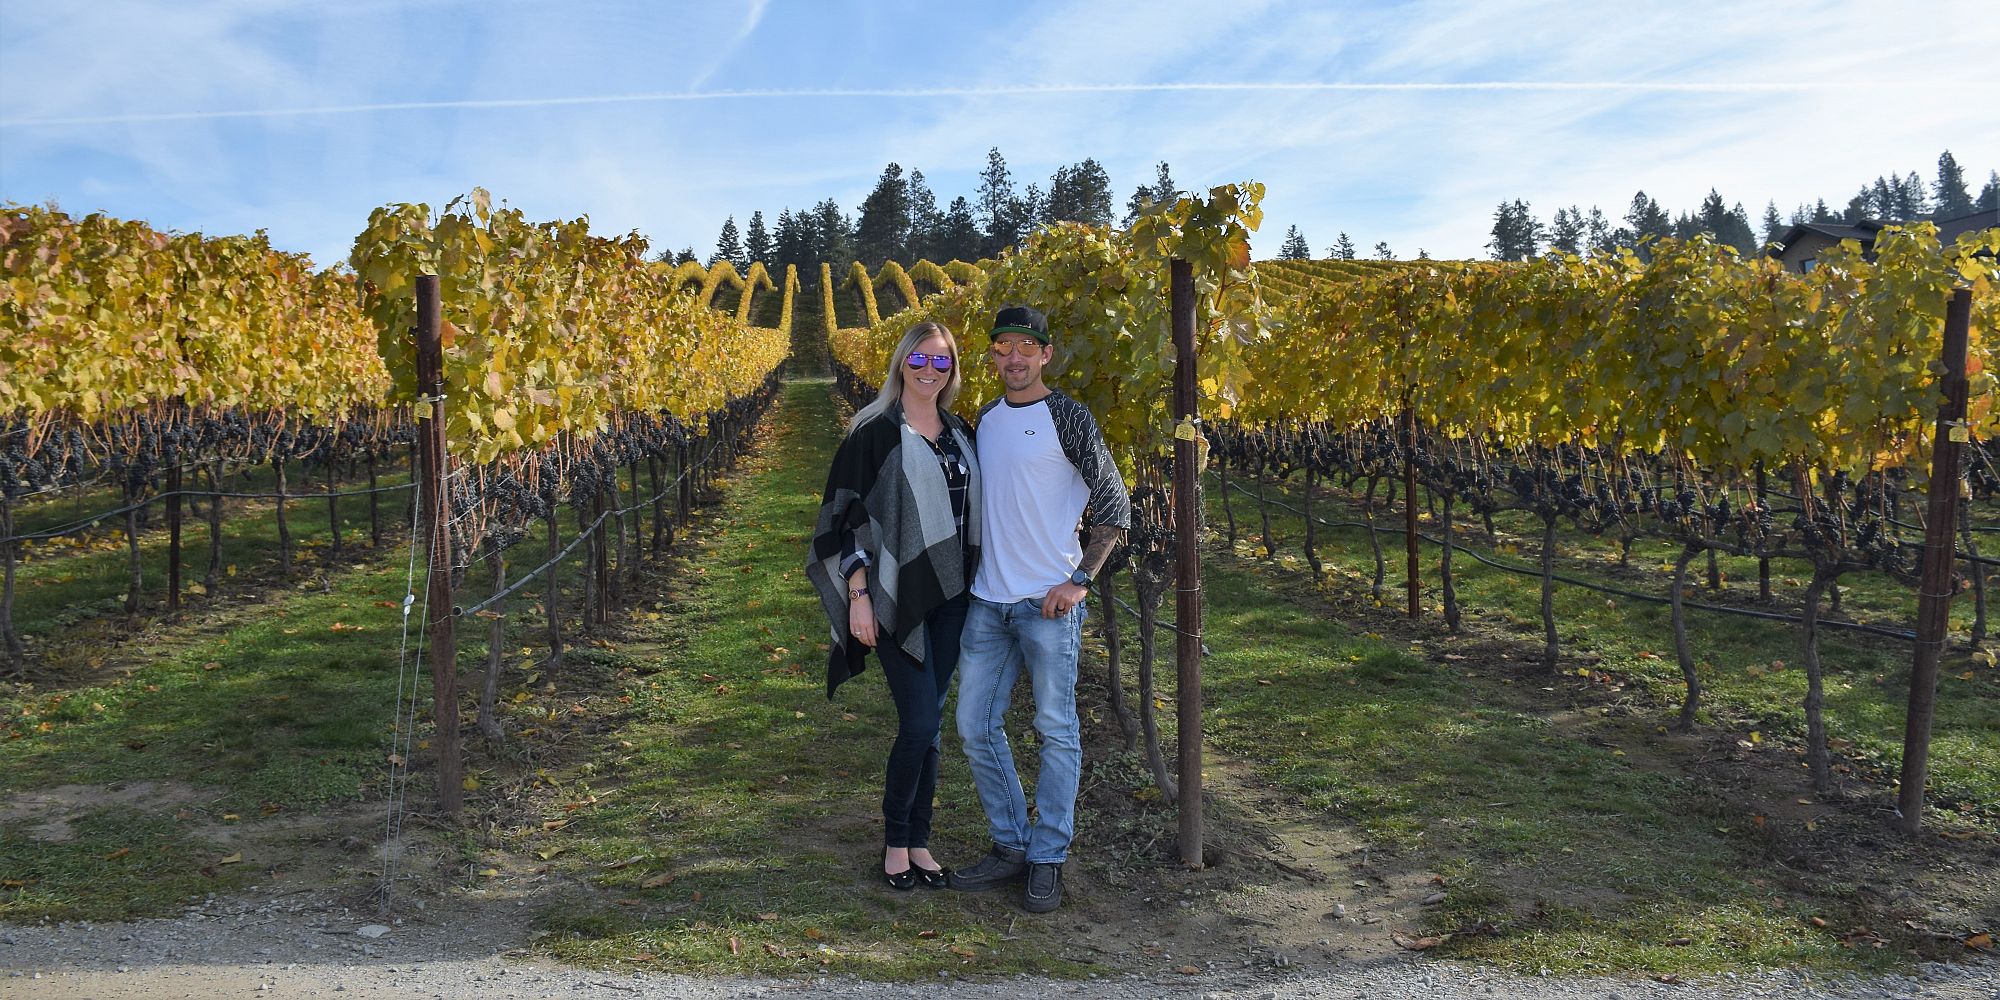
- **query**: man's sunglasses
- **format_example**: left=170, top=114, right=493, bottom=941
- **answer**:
left=906, top=352, right=954, bottom=372
left=988, top=339, right=1045, bottom=357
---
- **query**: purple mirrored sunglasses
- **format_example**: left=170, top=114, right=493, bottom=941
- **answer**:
left=905, top=352, right=954, bottom=372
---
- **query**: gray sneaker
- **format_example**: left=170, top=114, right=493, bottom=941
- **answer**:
left=947, top=844, right=1027, bottom=891
left=1023, top=861, right=1063, bottom=913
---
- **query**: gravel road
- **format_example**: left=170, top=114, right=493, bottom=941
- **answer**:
left=3, top=891, right=1994, bottom=1000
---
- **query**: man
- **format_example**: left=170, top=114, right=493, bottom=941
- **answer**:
left=948, top=305, right=1130, bottom=913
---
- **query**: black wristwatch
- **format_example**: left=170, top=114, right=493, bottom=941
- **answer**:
left=1069, top=568, right=1092, bottom=587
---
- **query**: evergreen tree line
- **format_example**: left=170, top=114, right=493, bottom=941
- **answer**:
left=683, top=149, right=1185, bottom=271
left=1485, top=149, right=1999, bottom=262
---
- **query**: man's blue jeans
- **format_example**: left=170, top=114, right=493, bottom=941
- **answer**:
left=955, top=594, right=1085, bottom=865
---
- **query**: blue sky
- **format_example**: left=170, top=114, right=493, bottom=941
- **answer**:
left=4, top=0, right=1997, bottom=267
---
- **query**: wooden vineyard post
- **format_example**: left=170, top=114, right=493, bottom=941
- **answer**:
left=1756, top=461, right=1771, bottom=601
left=415, top=275, right=462, bottom=820
left=1404, top=405, right=1420, bottom=617
left=1170, top=258, right=1205, bottom=868
left=1899, top=287, right=1972, bottom=838
left=166, top=441, right=183, bottom=615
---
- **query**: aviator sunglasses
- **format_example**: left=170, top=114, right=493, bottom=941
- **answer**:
left=905, top=352, right=954, bottom=372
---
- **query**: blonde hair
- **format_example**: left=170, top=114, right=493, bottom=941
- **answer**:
left=848, top=321, right=961, bottom=434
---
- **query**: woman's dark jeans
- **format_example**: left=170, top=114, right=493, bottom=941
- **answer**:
left=877, top=594, right=968, bottom=849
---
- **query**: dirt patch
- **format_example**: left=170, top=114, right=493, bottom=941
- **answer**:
left=0, top=780, right=217, bottom=841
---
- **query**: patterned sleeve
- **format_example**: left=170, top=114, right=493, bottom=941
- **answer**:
left=1049, top=393, right=1132, bottom=530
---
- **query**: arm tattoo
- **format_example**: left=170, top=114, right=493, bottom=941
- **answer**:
left=1078, top=523, right=1123, bottom=578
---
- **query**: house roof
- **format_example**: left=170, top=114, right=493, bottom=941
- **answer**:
left=1936, top=207, right=2000, bottom=244
left=1769, top=219, right=1884, bottom=258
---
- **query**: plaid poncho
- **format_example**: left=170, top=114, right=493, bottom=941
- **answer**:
left=807, top=405, right=981, bottom=698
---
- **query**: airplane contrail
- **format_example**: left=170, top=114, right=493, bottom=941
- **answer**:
left=0, top=79, right=1893, bottom=129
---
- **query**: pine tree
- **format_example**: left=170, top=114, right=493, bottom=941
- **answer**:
left=1487, top=200, right=1542, bottom=261
left=1845, top=191, right=1873, bottom=224
left=711, top=216, right=744, bottom=268
left=977, top=147, right=1020, bottom=255
left=1694, top=191, right=1756, bottom=255
left=1761, top=201, right=1785, bottom=246
left=1548, top=206, right=1585, bottom=256
left=1812, top=199, right=1835, bottom=223
left=1625, top=191, right=1671, bottom=246
left=1871, top=176, right=1897, bottom=219
left=1934, top=151, right=1975, bottom=218
left=1279, top=225, right=1311, bottom=260
left=1044, top=158, right=1114, bottom=225
left=1334, top=232, right=1356, bottom=260
left=1978, top=172, right=2000, bottom=213
left=1123, top=161, right=1177, bottom=224
left=1894, top=171, right=1929, bottom=220
left=675, top=247, right=697, bottom=266
left=855, top=163, right=912, bottom=266
left=744, top=210, right=771, bottom=266
left=773, top=209, right=812, bottom=272
left=1585, top=207, right=1615, bottom=256
left=935, top=197, right=982, bottom=262
left=1013, top=183, right=1046, bottom=241
left=812, top=199, right=853, bottom=267
left=906, top=169, right=944, bottom=261
left=1374, top=241, right=1394, bottom=260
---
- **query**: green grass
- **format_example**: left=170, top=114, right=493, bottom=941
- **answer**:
left=1213, top=473, right=2000, bottom=825
left=524, top=382, right=1096, bottom=979
left=1193, top=556, right=1907, bottom=976
left=5, top=460, right=414, bottom=645
left=0, top=538, right=427, bottom=920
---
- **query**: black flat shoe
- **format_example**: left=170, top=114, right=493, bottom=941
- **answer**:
left=912, top=863, right=949, bottom=889
left=881, top=849, right=917, bottom=891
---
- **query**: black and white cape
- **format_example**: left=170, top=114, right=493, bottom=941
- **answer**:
left=806, top=405, right=981, bottom=698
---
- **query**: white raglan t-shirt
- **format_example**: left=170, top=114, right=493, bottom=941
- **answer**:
left=970, top=395, right=1091, bottom=604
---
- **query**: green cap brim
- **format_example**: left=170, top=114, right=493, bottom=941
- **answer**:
left=990, top=324, right=1049, bottom=343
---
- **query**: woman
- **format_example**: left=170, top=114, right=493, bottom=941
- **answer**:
left=807, top=321, right=981, bottom=890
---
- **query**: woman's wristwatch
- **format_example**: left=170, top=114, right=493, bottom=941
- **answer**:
left=849, top=586, right=869, bottom=600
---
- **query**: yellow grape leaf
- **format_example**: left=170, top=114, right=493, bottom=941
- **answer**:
left=217, top=853, right=242, bottom=865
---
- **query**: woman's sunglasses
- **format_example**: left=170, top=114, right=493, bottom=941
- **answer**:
left=906, top=352, right=954, bottom=372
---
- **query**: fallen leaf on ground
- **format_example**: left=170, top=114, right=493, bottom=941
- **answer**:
left=641, top=871, right=675, bottom=888
left=1176, top=965, right=1202, bottom=975
left=103, top=848, right=131, bottom=861
left=217, top=853, right=242, bottom=865
left=1392, top=931, right=1445, bottom=950
left=756, top=912, right=779, bottom=922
